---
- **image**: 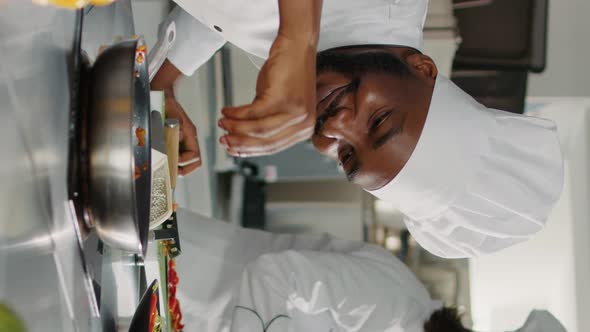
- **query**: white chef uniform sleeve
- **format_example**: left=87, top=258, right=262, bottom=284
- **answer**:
left=173, top=210, right=388, bottom=330
left=162, top=6, right=226, bottom=76
left=232, top=249, right=440, bottom=332
left=176, top=209, right=367, bottom=265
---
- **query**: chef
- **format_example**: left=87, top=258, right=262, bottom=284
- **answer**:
left=173, top=209, right=567, bottom=332
left=151, top=0, right=564, bottom=258
left=150, top=0, right=431, bottom=173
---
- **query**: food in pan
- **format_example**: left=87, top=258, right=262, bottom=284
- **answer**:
left=135, top=51, right=145, bottom=65
left=149, top=283, right=162, bottom=332
left=136, top=127, right=146, bottom=147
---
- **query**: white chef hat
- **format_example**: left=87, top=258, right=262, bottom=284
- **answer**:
left=368, top=75, right=563, bottom=258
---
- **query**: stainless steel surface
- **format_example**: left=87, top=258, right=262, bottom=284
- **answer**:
left=81, top=0, right=135, bottom=63
left=1, top=1, right=146, bottom=330
left=151, top=111, right=166, bottom=153
left=99, top=248, right=142, bottom=331
left=0, top=2, right=99, bottom=331
left=82, top=2, right=148, bottom=329
left=87, top=38, right=151, bottom=255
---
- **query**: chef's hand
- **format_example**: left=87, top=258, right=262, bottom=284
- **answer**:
left=218, top=33, right=317, bottom=157
left=152, top=60, right=202, bottom=175
left=164, top=88, right=202, bottom=175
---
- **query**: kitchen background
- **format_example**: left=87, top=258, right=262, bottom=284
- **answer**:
left=152, top=1, right=590, bottom=331
left=1, top=0, right=590, bottom=331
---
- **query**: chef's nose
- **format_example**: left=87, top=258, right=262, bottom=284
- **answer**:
left=321, top=109, right=360, bottom=145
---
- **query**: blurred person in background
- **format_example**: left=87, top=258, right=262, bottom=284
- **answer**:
left=173, top=209, right=566, bottom=332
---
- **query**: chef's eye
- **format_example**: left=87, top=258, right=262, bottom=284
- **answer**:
left=341, top=148, right=353, bottom=164
left=370, top=111, right=391, bottom=132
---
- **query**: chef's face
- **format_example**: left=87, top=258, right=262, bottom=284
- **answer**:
left=312, top=49, right=437, bottom=191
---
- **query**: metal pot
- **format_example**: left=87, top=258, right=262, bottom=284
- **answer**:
left=85, top=38, right=151, bottom=256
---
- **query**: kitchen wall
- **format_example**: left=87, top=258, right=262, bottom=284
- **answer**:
left=174, top=68, right=216, bottom=217
left=469, top=99, right=590, bottom=332
left=527, top=0, right=590, bottom=97
left=266, top=181, right=365, bottom=241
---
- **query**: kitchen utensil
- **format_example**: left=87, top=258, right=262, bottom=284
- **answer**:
left=148, top=22, right=176, bottom=82
left=150, top=101, right=167, bottom=154
left=150, top=149, right=173, bottom=229
left=86, top=38, right=151, bottom=256
left=164, top=119, right=180, bottom=190
left=129, top=279, right=161, bottom=332
left=149, top=96, right=174, bottom=230
left=150, top=91, right=165, bottom=125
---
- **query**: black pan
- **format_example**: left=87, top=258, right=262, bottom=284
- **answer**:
left=129, top=279, right=161, bottom=332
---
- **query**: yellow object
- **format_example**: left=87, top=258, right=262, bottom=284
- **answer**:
left=0, top=303, right=26, bottom=332
left=32, top=0, right=114, bottom=9
left=89, top=0, right=115, bottom=6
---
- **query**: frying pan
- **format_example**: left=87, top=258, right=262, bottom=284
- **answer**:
left=129, top=279, right=161, bottom=332
left=86, top=38, right=151, bottom=256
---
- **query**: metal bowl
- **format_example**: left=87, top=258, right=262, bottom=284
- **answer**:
left=86, top=38, right=151, bottom=256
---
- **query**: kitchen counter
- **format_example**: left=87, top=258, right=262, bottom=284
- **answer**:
left=0, top=2, right=98, bottom=332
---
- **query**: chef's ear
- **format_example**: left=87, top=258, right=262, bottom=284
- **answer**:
left=404, top=52, right=438, bottom=83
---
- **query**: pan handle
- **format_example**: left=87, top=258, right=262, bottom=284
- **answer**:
left=165, top=119, right=180, bottom=189
left=148, top=22, right=176, bottom=82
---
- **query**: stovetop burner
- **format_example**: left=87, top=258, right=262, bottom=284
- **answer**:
left=66, top=9, right=103, bottom=310
left=67, top=9, right=93, bottom=239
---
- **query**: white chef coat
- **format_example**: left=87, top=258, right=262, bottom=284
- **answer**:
left=512, top=310, right=567, bottom=332
left=174, top=209, right=441, bottom=332
left=161, top=0, right=429, bottom=75
left=232, top=251, right=441, bottom=332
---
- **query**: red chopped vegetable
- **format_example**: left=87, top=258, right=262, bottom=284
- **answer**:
left=148, top=293, right=158, bottom=332
left=168, top=258, right=185, bottom=331
left=136, top=51, right=145, bottom=64
left=136, top=127, right=146, bottom=147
